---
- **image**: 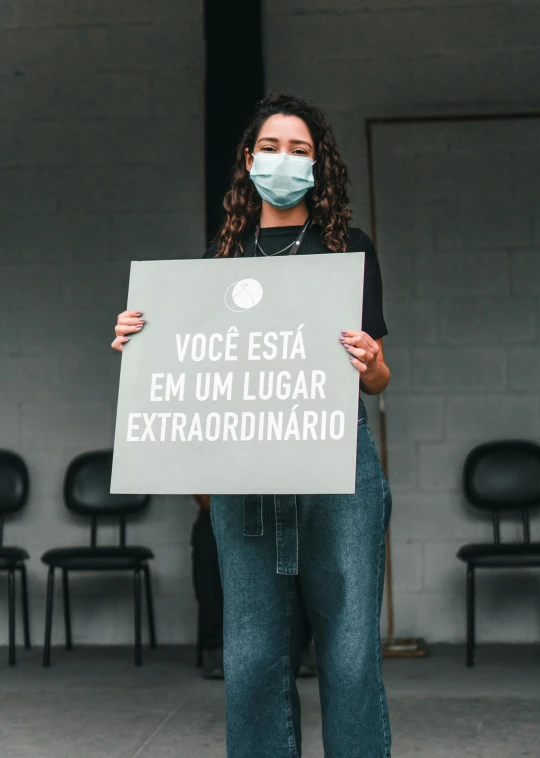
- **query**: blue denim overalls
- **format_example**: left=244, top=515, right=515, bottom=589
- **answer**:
left=210, top=396, right=393, bottom=758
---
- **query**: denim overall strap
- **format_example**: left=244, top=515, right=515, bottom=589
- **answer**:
left=273, top=495, right=298, bottom=575
left=243, top=494, right=299, bottom=575
left=243, top=494, right=264, bottom=537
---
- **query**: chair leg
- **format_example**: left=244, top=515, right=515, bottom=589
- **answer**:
left=134, top=568, right=142, bottom=666
left=143, top=564, right=157, bottom=650
left=43, top=566, right=55, bottom=667
left=466, top=563, right=475, bottom=667
left=196, top=604, right=203, bottom=668
left=62, top=569, right=73, bottom=650
left=8, top=569, right=16, bottom=666
left=19, top=563, right=31, bottom=650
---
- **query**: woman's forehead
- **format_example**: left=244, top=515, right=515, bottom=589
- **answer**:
left=256, top=114, right=313, bottom=143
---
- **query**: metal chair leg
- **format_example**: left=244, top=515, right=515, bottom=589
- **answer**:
left=466, top=563, right=475, bottom=667
left=62, top=569, right=73, bottom=650
left=134, top=568, right=142, bottom=666
left=8, top=569, right=16, bottom=666
left=43, top=566, right=55, bottom=667
left=143, top=564, right=157, bottom=649
left=19, top=563, right=31, bottom=649
left=196, top=604, right=203, bottom=668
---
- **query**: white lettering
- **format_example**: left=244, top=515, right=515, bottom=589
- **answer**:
left=248, top=331, right=262, bottom=360
left=262, top=331, right=278, bottom=360
left=208, top=333, right=223, bottom=361
left=225, top=327, right=238, bottom=361
left=140, top=413, right=157, bottom=442
left=127, top=413, right=141, bottom=441
left=150, top=373, right=164, bottom=401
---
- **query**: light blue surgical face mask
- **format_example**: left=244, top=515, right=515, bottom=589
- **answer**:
left=249, top=151, right=315, bottom=209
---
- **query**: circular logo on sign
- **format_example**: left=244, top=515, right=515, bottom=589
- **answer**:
left=224, top=278, right=263, bottom=312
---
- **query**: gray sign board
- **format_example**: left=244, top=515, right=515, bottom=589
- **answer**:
left=111, top=253, right=365, bottom=495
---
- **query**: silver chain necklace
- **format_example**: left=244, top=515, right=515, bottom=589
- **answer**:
left=254, top=217, right=311, bottom=257
left=256, top=239, right=296, bottom=257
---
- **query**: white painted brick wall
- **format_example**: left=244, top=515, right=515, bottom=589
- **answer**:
left=0, top=0, right=205, bottom=644
left=264, top=0, right=540, bottom=643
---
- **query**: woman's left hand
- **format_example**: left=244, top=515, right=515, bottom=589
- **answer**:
left=339, top=330, right=380, bottom=379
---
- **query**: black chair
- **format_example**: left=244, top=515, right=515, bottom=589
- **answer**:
left=457, top=440, right=540, bottom=667
left=0, top=450, right=32, bottom=666
left=41, top=450, right=157, bottom=667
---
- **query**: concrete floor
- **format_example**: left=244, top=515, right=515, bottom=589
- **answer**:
left=0, top=644, right=539, bottom=757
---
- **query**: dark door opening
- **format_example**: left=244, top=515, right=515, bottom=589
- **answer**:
left=204, top=0, right=265, bottom=245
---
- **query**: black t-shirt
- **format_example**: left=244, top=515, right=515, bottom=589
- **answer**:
left=203, top=223, right=388, bottom=340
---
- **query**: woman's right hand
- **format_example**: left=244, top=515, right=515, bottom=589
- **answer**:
left=111, top=310, right=146, bottom=352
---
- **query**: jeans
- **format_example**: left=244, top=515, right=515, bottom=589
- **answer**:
left=210, top=399, right=393, bottom=758
left=191, top=510, right=313, bottom=652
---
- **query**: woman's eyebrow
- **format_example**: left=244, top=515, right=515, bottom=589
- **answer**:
left=256, top=136, right=313, bottom=147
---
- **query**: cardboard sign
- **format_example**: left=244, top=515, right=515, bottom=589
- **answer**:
left=110, top=253, right=365, bottom=495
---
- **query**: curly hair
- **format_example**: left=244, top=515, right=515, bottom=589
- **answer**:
left=213, top=93, right=352, bottom=257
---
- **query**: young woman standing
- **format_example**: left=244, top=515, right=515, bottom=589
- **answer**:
left=112, top=94, right=393, bottom=758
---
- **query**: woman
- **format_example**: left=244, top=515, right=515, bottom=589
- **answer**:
left=112, top=93, right=393, bottom=758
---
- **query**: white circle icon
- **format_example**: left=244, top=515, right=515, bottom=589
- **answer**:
left=224, top=278, right=263, bottom=312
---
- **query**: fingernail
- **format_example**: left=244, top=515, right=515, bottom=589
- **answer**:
left=138, top=319, right=146, bottom=323
left=349, top=356, right=355, bottom=362
left=341, top=331, right=348, bottom=335
left=339, top=337, right=345, bottom=343
left=124, top=336, right=131, bottom=341
left=343, top=343, right=350, bottom=349
left=135, top=311, right=142, bottom=315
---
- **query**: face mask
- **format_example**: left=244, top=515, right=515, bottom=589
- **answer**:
left=249, top=151, right=315, bottom=209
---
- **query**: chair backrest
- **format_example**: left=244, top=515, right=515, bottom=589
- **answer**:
left=64, top=450, right=150, bottom=546
left=0, top=450, right=29, bottom=546
left=463, top=440, right=540, bottom=544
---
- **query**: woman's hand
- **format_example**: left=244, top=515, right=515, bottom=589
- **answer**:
left=340, top=330, right=379, bottom=376
left=111, top=310, right=146, bottom=352
left=339, top=331, right=390, bottom=394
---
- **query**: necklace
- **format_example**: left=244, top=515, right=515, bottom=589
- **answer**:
left=256, top=239, right=296, bottom=257
left=254, top=217, right=311, bottom=257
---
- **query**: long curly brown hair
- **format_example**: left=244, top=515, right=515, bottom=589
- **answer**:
left=213, top=93, right=352, bottom=257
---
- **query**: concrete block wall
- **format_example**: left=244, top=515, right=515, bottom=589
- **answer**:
left=1, top=0, right=539, bottom=649
left=0, top=1, right=205, bottom=644
left=377, top=120, right=540, bottom=642
left=264, top=0, right=540, bottom=642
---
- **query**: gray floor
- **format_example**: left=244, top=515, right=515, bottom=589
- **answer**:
left=1, top=644, right=539, bottom=757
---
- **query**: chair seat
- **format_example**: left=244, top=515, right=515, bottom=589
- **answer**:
left=41, top=545, right=154, bottom=570
left=0, top=546, right=29, bottom=569
left=457, top=542, right=540, bottom=567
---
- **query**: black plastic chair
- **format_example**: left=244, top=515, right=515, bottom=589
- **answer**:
left=457, top=440, right=540, bottom=667
left=0, top=450, right=32, bottom=666
left=41, top=450, right=156, bottom=667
